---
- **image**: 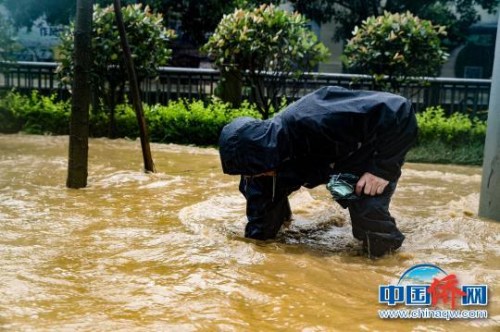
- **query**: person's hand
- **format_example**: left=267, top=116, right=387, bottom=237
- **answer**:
left=355, top=172, right=389, bottom=196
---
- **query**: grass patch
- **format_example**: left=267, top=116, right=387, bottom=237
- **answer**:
left=406, top=140, right=484, bottom=165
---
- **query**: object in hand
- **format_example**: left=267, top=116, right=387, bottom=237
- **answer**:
left=326, top=173, right=360, bottom=201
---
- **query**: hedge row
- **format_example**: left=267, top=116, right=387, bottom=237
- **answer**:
left=407, top=106, right=486, bottom=165
left=0, top=91, right=261, bottom=146
left=0, top=91, right=487, bottom=164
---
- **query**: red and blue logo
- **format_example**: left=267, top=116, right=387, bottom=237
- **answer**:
left=379, top=264, right=488, bottom=309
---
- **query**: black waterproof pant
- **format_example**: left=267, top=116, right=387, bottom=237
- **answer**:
left=241, top=175, right=404, bottom=257
left=239, top=176, right=296, bottom=241
left=344, top=181, right=404, bottom=257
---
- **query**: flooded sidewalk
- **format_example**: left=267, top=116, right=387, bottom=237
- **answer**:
left=0, top=134, right=498, bottom=331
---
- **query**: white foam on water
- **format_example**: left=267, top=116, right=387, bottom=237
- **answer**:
left=402, top=168, right=482, bottom=183
left=399, top=192, right=500, bottom=275
left=92, top=171, right=153, bottom=188
left=138, top=178, right=182, bottom=189
left=178, top=189, right=356, bottom=254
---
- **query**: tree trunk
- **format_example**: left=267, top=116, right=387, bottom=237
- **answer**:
left=67, top=0, right=92, bottom=189
left=218, top=69, right=242, bottom=108
left=113, top=0, right=155, bottom=172
left=251, top=76, right=270, bottom=119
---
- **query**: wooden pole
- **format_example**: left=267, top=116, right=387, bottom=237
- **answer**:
left=67, top=0, right=92, bottom=188
left=479, top=12, right=500, bottom=221
left=113, top=0, right=155, bottom=172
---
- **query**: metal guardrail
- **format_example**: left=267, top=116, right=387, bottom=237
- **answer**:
left=0, top=61, right=61, bottom=91
left=0, top=61, right=492, bottom=115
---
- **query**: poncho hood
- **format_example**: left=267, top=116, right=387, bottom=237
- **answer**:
left=218, top=117, right=288, bottom=175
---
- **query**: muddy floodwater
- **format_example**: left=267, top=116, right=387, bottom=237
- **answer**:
left=0, top=134, right=499, bottom=331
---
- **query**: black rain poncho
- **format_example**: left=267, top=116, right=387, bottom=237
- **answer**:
left=219, top=86, right=418, bottom=257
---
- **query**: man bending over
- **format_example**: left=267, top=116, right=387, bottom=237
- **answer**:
left=218, top=86, right=418, bottom=257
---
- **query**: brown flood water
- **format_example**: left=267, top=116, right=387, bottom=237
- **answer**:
left=0, top=133, right=499, bottom=331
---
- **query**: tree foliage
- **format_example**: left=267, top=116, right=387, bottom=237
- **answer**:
left=286, top=0, right=499, bottom=49
left=0, top=0, right=76, bottom=27
left=0, top=0, right=137, bottom=27
left=1, top=0, right=497, bottom=52
left=59, top=3, right=175, bottom=84
left=143, top=0, right=274, bottom=47
left=0, top=0, right=273, bottom=48
left=0, top=10, right=19, bottom=60
left=343, top=11, right=449, bottom=90
left=202, top=4, right=330, bottom=118
left=57, top=3, right=176, bottom=136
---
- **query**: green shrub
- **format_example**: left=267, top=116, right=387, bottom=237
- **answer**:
left=416, top=106, right=486, bottom=147
left=343, top=11, right=448, bottom=91
left=114, top=104, right=141, bottom=139
left=0, top=91, right=261, bottom=145
left=145, top=98, right=261, bottom=145
left=202, top=4, right=330, bottom=117
left=406, top=106, right=486, bottom=165
left=88, top=103, right=109, bottom=138
left=0, top=91, right=70, bottom=134
left=58, top=4, right=176, bottom=88
left=58, top=4, right=176, bottom=136
left=0, top=91, right=26, bottom=133
left=0, top=91, right=488, bottom=165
